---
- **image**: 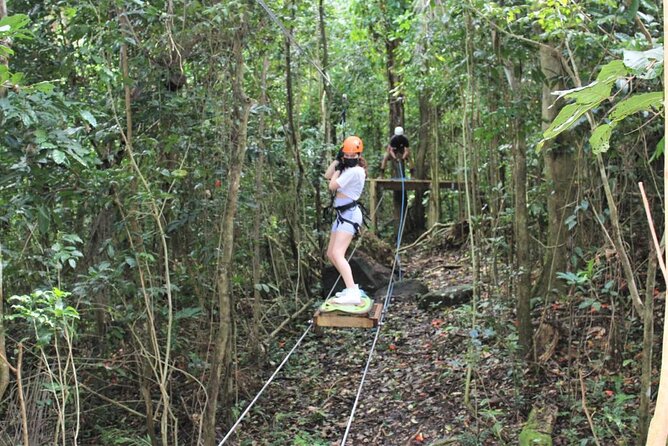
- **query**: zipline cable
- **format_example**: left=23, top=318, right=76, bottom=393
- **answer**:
left=340, top=160, right=409, bottom=445
left=218, top=191, right=386, bottom=445
left=253, top=0, right=332, bottom=87
left=218, top=323, right=313, bottom=446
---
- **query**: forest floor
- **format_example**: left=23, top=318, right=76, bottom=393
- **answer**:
left=230, top=241, right=648, bottom=445
left=230, top=245, right=528, bottom=446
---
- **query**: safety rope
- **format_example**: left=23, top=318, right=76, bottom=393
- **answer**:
left=340, top=160, right=409, bottom=445
left=218, top=323, right=313, bottom=446
left=253, top=0, right=332, bottom=87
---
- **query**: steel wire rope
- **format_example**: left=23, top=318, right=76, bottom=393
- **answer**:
left=340, top=160, right=409, bottom=445
left=218, top=324, right=313, bottom=445
left=218, top=190, right=385, bottom=445
left=253, top=0, right=332, bottom=87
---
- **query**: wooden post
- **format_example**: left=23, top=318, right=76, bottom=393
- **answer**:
left=369, top=179, right=377, bottom=232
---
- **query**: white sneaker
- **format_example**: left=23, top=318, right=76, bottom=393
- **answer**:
left=330, top=286, right=362, bottom=305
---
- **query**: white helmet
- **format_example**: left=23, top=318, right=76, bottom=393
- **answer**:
left=394, top=126, right=404, bottom=136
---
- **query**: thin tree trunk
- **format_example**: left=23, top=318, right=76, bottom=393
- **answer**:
left=318, top=0, right=331, bottom=146
left=537, top=44, right=575, bottom=298
left=250, top=56, right=269, bottom=359
left=639, top=245, right=657, bottom=444
left=427, top=104, right=440, bottom=227
left=386, top=36, right=405, bottom=234
left=284, top=1, right=305, bottom=297
left=203, top=22, right=251, bottom=446
left=386, top=38, right=404, bottom=132
left=0, top=0, right=10, bottom=403
left=464, top=12, right=480, bottom=215
left=504, top=58, right=533, bottom=356
left=316, top=0, right=331, bottom=269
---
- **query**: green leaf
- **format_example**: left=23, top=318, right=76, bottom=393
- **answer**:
left=34, top=128, right=48, bottom=144
left=51, top=150, right=67, bottom=165
left=650, top=137, right=664, bottom=162
left=32, top=82, right=55, bottom=94
left=38, top=206, right=50, bottom=235
left=609, top=92, right=663, bottom=121
left=62, top=233, right=83, bottom=244
left=175, top=307, right=203, bottom=320
left=540, top=101, right=598, bottom=147
left=567, top=81, right=612, bottom=105
left=596, top=60, right=628, bottom=83
left=624, top=0, right=639, bottom=20
left=0, top=14, right=31, bottom=34
left=10, top=71, right=24, bottom=84
left=590, top=124, right=613, bottom=155
left=79, top=110, right=97, bottom=127
left=171, top=169, right=188, bottom=178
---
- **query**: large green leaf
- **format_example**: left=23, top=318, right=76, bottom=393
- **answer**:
left=596, top=60, right=628, bottom=83
left=567, top=81, right=612, bottom=105
left=538, top=100, right=603, bottom=151
left=79, top=110, right=97, bottom=128
left=0, top=14, right=30, bottom=34
left=51, top=150, right=67, bottom=165
left=589, top=123, right=614, bottom=155
left=609, top=92, right=663, bottom=121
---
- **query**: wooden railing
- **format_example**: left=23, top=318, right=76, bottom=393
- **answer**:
left=366, top=178, right=462, bottom=231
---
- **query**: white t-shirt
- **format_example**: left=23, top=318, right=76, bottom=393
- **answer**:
left=336, top=166, right=366, bottom=200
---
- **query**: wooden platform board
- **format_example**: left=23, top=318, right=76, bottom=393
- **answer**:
left=313, top=303, right=383, bottom=330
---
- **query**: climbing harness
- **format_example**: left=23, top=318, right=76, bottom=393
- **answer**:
left=332, top=199, right=369, bottom=236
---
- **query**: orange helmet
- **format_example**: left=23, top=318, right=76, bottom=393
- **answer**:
left=341, top=136, right=363, bottom=154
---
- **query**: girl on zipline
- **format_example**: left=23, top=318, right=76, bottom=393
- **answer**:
left=324, top=136, right=367, bottom=305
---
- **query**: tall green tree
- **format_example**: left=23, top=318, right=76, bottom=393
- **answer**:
left=203, top=14, right=252, bottom=446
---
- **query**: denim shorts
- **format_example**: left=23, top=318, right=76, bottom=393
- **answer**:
left=332, top=198, right=362, bottom=234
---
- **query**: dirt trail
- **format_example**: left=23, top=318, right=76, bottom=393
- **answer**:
left=233, top=249, right=523, bottom=445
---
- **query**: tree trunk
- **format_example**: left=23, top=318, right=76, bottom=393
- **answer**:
left=203, top=23, right=252, bottom=446
left=427, top=104, right=441, bottom=228
left=386, top=36, right=405, bottom=234
left=386, top=38, right=404, bottom=132
left=639, top=246, right=657, bottom=444
left=502, top=57, right=533, bottom=356
left=284, top=1, right=306, bottom=297
left=0, top=0, right=10, bottom=404
left=318, top=0, right=332, bottom=146
left=250, top=56, right=269, bottom=360
left=411, top=90, right=431, bottom=231
left=537, top=44, right=575, bottom=298
left=464, top=12, right=480, bottom=215
left=316, top=0, right=331, bottom=269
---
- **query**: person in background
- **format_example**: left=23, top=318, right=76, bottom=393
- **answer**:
left=380, top=126, right=412, bottom=178
left=324, top=136, right=367, bottom=305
